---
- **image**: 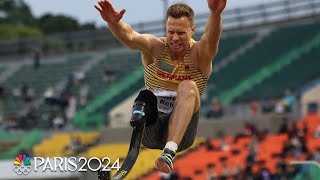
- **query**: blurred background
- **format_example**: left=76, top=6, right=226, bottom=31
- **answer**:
left=0, top=0, right=320, bottom=179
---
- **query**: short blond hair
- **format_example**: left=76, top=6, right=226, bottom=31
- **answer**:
left=166, top=3, right=194, bottom=26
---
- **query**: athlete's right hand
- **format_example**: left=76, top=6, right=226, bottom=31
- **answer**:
left=94, top=0, right=126, bottom=24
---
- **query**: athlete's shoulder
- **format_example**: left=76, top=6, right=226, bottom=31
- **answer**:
left=149, top=36, right=165, bottom=47
left=141, top=37, right=165, bottom=65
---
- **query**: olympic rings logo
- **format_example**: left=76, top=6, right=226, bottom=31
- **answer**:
left=13, top=165, right=32, bottom=175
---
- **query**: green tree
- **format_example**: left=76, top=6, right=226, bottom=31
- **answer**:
left=37, top=14, right=80, bottom=34
left=0, top=0, right=36, bottom=26
left=0, top=0, right=98, bottom=38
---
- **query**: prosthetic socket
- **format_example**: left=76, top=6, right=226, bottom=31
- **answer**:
left=130, top=90, right=158, bottom=128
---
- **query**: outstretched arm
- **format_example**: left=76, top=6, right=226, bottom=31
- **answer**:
left=95, top=0, right=161, bottom=55
left=196, top=0, right=227, bottom=62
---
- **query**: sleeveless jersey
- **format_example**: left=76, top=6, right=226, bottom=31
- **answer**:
left=144, top=38, right=208, bottom=113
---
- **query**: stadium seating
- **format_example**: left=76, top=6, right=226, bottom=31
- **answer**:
left=32, top=131, right=100, bottom=157
left=0, top=130, right=42, bottom=160
left=84, top=51, right=141, bottom=100
left=0, top=67, right=4, bottom=76
left=0, top=130, right=24, bottom=153
left=213, top=33, right=256, bottom=65
left=2, top=53, right=92, bottom=117
left=71, top=51, right=145, bottom=129
left=140, top=114, right=320, bottom=180
left=207, top=22, right=320, bottom=102
left=193, top=32, right=256, bottom=65
left=240, top=43, right=320, bottom=101
left=143, top=117, right=320, bottom=179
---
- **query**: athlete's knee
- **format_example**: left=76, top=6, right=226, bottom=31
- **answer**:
left=177, top=80, right=199, bottom=98
left=130, top=90, right=158, bottom=127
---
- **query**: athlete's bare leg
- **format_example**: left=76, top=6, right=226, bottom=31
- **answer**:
left=155, top=80, right=200, bottom=173
left=168, top=80, right=200, bottom=145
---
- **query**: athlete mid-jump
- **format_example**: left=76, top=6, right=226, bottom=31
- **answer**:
left=95, top=0, right=227, bottom=174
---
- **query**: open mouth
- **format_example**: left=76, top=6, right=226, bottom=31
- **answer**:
left=171, top=43, right=183, bottom=49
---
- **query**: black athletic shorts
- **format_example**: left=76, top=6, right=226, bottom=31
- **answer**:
left=142, top=110, right=199, bottom=152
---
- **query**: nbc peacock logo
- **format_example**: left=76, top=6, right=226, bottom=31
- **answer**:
left=13, top=154, right=32, bottom=175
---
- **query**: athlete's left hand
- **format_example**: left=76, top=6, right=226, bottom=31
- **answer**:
left=207, top=0, right=227, bottom=15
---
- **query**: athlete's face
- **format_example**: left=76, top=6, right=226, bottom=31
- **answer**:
left=166, top=16, right=195, bottom=56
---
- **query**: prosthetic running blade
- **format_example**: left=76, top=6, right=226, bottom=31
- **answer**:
left=98, top=124, right=145, bottom=180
